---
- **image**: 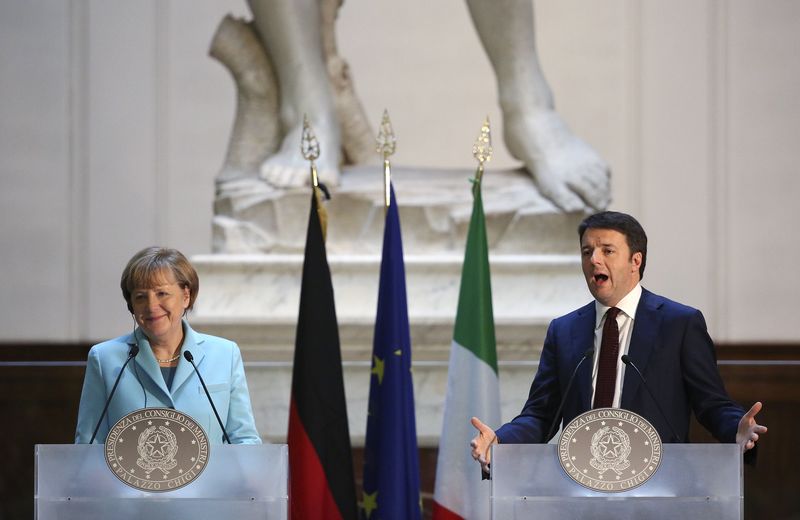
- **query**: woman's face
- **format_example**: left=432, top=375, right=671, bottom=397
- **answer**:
left=130, top=270, right=190, bottom=346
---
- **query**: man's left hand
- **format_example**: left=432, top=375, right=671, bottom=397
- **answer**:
left=736, top=401, right=767, bottom=452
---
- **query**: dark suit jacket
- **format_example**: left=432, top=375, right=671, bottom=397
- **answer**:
left=496, top=288, right=745, bottom=445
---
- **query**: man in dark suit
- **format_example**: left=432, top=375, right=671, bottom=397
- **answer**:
left=470, top=211, right=766, bottom=472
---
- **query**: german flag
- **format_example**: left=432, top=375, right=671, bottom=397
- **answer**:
left=288, top=186, right=358, bottom=520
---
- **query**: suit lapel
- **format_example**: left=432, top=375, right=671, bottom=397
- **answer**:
left=170, top=322, right=205, bottom=397
left=571, top=302, right=597, bottom=412
left=131, top=330, right=174, bottom=407
left=621, top=288, right=662, bottom=409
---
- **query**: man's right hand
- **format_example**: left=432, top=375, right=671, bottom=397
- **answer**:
left=470, top=417, right=498, bottom=474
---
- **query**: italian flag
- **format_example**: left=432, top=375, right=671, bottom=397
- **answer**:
left=432, top=176, right=500, bottom=520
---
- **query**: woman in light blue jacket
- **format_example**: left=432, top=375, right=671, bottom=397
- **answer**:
left=75, top=247, right=261, bottom=445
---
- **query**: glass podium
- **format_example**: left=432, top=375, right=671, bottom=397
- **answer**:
left=491, top=443, right=742, bottom=519
left=35, top=444, right=288, bottom=520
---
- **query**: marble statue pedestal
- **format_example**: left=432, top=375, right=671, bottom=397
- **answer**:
left=192, top=166, right=591, bottom=444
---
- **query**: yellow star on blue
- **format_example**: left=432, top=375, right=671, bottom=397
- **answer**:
left=363, top=490, right=378, bottom=518
left=371, top=355, right=385, bottom=384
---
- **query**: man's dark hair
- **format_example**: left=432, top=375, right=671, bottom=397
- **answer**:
left=578, top=211, right=647, bottom=279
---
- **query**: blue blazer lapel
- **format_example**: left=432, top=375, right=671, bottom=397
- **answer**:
left=171, top=321, right=206, bottom=396
left=571, top=302, right=597, bottom=412
left=131, top=330, right=174, bottom=407
left=621, top=288, right=663, bottom=409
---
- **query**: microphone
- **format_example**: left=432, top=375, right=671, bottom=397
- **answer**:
left=545, top=347, right=595, bottom=441
left=621, top=354, right=681, bottom=442
left=89, top=345, right=139, bottom=444
left=183, top=350, right=231, bottom=444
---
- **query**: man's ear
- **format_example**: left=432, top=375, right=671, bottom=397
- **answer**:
left=631, top=251, right=643, bottom=273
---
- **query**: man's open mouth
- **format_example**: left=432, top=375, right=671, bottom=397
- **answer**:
left=594, top=274, right=609, bottom=282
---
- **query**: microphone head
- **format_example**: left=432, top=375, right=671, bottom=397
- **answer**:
left=621, top=354, right=631, bottom=365
left=129, top=345, right=140, bottom=357
left=183, top=350, right=194, bottom=362
left=583, top=347, right=595, bottom=358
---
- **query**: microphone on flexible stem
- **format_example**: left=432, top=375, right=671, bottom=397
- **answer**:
left=183, top=350, right=231, bottom=444
left=621, top=354, right=681, bottom=442
left=545, top=347, right=595, bottom=441
left=89, top=345, right=139, bottom=444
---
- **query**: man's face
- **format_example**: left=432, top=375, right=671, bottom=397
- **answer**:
left=581, top=228, right=642, bottom=307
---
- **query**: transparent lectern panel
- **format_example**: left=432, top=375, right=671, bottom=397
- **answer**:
left=491, top=444, right=742, bottom=520
left=35, top=444, right=288, bottom=520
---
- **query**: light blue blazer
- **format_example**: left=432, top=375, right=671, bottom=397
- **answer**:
left=75, top=321, right=261, bottom=445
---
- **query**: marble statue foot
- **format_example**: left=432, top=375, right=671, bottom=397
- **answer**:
left=259, top=115, right=341, bottom=189
left=504, top=109, right=610, bottom=212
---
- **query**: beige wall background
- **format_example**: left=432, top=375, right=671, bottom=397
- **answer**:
left=1, top=0, right=798, bottom=343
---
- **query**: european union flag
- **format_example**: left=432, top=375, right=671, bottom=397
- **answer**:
left=362, top=184, right=421, bottom=520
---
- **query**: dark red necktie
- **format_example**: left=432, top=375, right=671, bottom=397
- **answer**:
left=593, top=307, right=621, bottom=408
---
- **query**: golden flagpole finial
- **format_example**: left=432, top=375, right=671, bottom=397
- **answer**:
left=376, top=109, right=397, bottom=158
left=301, top=114, right=321, bottom=187
left=472, top=116, right=493, bottom=184
left=301, top=115, right=327, bottom=238
left=376, top=109, right=396, bottom=208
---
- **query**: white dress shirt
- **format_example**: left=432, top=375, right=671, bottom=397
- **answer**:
left=590, top=283, right=643, bottom=408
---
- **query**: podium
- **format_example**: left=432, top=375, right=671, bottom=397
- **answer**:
left=491, top=444, right=742, bottom=519
left=35, top=444, right=288, bottom=520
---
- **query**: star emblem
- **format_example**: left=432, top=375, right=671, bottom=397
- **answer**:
left=363, top=491, right=378, bottom=518
left=597, top=434, right=623, bottom=459
left=145, top=432, right=170, bottom=458
left=371, top=355, right=385, bottom=384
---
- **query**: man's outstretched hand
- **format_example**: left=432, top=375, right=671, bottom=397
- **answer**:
left=470, top=417, right=498, bottom=474
left=737, top=401, right=767, bottom=452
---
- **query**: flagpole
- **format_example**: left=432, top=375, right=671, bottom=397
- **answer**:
left=290, top=114, right=359, bottom=520
left=376, top=109, right=397, bottom=210
left=432, top=116, right=499, bottom=520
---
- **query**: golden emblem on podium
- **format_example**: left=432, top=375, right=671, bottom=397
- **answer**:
left=558, top=408, right=662, bottom=492
left=104, top=408, right=210, bottom=492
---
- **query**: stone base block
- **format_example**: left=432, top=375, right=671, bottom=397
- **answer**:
left=190, top=252, right=590, bottom=444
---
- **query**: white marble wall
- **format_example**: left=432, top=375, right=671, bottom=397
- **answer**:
left=2, top=0, right=799, bottom=343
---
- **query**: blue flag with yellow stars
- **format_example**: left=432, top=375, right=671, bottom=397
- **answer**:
left=362, top=184, right=422, bottom=520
